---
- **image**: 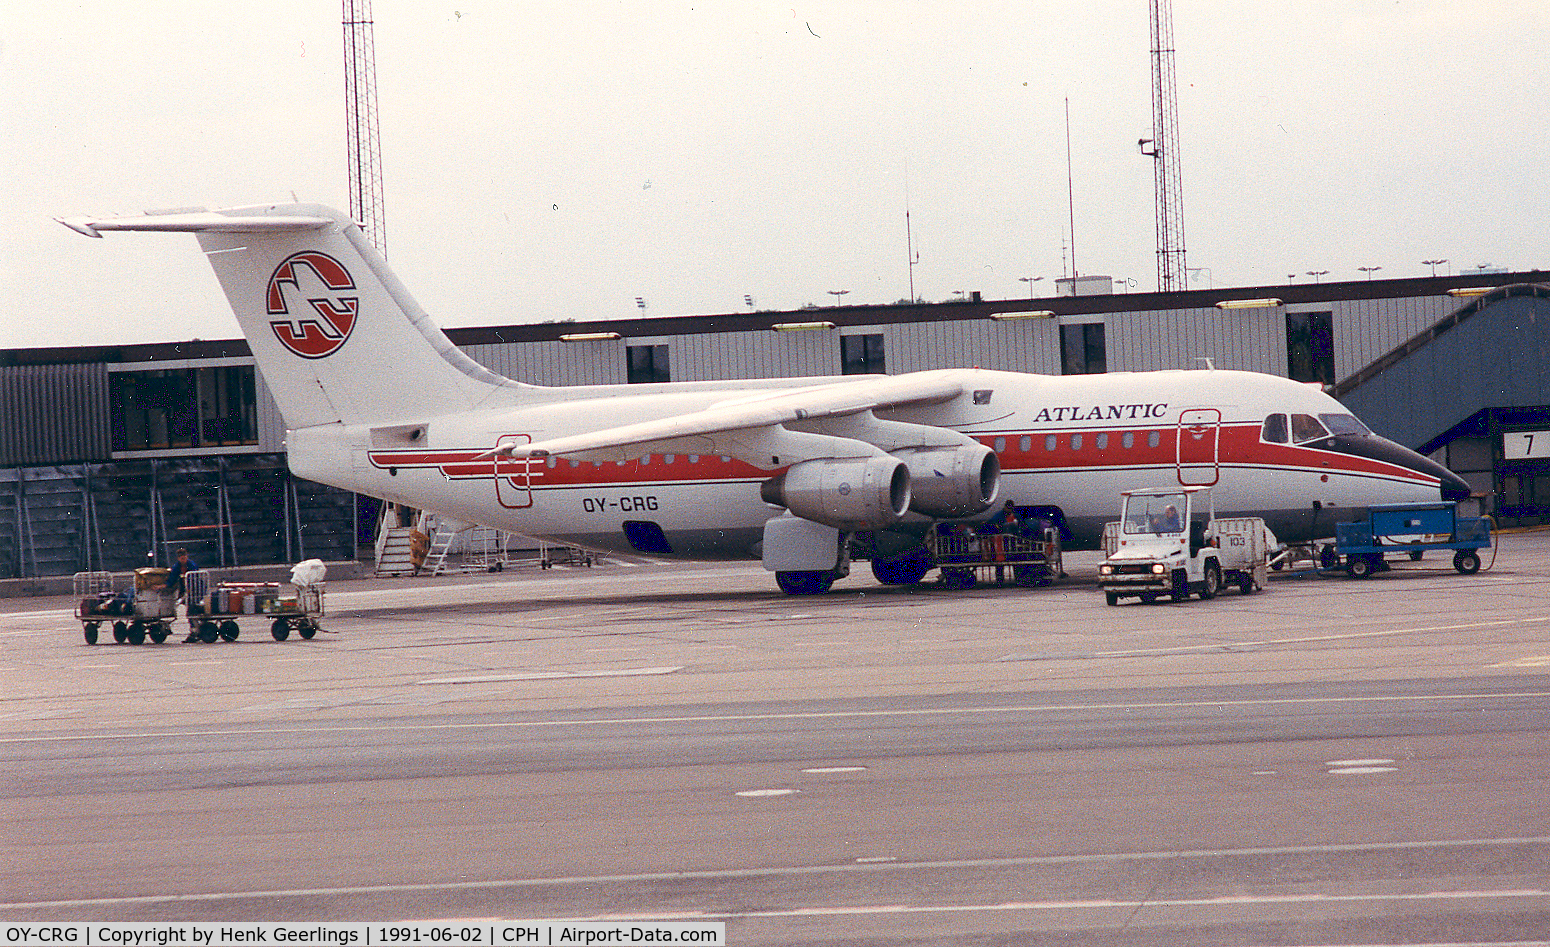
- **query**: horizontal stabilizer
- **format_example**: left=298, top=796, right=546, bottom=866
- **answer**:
left=56, top=211, right=334, bottom=238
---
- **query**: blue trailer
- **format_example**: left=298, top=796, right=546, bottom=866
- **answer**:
left=1332, top=502, right=1491, bottom=578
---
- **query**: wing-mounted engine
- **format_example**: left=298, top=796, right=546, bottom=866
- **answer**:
left=891, top=444, right=1000, bottom=518
left=760, top=456, right=911, bottom=530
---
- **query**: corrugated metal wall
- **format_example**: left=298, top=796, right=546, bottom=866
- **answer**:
left=1329, top=293, right=1457, bottom=381
left=0, top=288, right=1507, bottom=468
left=0, top=363, right=111, bottom=465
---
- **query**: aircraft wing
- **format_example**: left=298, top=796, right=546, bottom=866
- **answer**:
left=488, top=372, right=968, bottom=464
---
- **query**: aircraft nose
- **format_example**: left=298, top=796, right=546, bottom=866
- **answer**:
left=1388, top=438, right=1471, bottom=502
left=1438, top=467, right=1472, bottom=502
left=1335, top=433, right=1473, bottom=503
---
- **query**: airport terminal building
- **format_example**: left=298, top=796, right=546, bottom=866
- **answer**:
left=4, top=271, right=1548, bottom=580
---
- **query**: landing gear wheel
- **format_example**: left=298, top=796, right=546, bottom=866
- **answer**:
left=1104, top=591, right=1120, bottom=606
left=84, top=623, right=99, bottom=645
left=271, top=619, right=291, bottom=641
left=112, top=622, right=128, bottom=644
left=148, top=625, right=169, bottom=644
left=1347, top=555, right=1375, bottom=579
left=1199, top=564, right=1220, bottom=600
left=1409, top=547, right=1424, bottom=561
left=126, top=621, right=146, bottom=645
left=218, top=620, right=240, bottom=642
left=198, top=621, right=220, bottom=644
left=298, top=622, right=318, bottom=640
left=1319, top=544, right=1340, bottom=570
left=776, top=571, right=834, bottom=595
left=1239, top=574, right=1257, bottom=595
left=1453, top=550, right=1481, bottom=575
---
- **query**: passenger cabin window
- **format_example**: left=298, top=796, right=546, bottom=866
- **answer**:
left=1262, top=413, right=1289, bottom=444
left=1290, top=413, right=1329, bottom=443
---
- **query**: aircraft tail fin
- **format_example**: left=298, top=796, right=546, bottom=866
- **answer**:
left=59, top=203, right=525, bottom=429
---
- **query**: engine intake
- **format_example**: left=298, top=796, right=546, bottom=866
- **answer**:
left=760, top=456, right=910, bottom=531
left=892, top=444, right=1000, bottom=518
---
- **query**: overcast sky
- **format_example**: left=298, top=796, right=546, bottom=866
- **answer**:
left=3, top=1, right=1544, bottom=349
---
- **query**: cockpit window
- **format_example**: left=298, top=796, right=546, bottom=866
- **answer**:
left=1290, top=413, right=1329, bottom=443
left=1261, top=413, right=1289, bottom=444
left=1319, top=413, right=1371, bottom=436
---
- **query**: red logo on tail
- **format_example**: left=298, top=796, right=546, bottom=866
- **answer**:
left=266, top=252, right=358, bottom=358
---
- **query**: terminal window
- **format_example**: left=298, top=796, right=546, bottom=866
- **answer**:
left=1061, top=323, right=1106, bottom=375
left=627, top=344, right=671, bottom=384
left=1286, top=311, right=1335, bottom=386
left=109, top=366, right=259, bottom=452
left=841, top=334, right=886, bottom=375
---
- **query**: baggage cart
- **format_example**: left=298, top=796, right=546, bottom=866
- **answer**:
left=1331, top=502, right=1492, bottom=578
left=73, top=571, right=156, bottom=645
left=183, top=570, right=326, bottom=643
left=74, top=569, right=178, bottom=644
left=925, top=524, right=1062, bottom=590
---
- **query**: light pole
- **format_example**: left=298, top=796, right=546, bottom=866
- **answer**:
left=828, top=290, right=850, bottom=307
left=1421, top=259, right=1448, bottom=277
left=1018, top=276, right=1044, bottom=298
left=1306, top=270, right=1328, bottom=283
left=1358, top=266, right=1382, bottom=280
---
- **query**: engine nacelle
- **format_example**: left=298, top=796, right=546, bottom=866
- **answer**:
left=892, top=444, right=1000, bottom=518
left=760, top=456, right=910, bottom=531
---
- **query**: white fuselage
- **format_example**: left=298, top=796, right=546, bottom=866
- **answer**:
left=289, top=367, right=1453, bottom=558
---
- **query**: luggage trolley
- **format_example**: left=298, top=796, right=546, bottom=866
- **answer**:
left=74, top=569, right=179, bottom=645
left=183, top=570, right=326, bottom=643
left=926, top=525, right=1062, bottom=590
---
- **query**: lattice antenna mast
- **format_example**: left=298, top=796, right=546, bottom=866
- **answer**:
left=343, top=0, right=387, bottom=254
left=1141, top=0, right=1186, bottom=291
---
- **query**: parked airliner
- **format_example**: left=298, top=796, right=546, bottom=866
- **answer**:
left=60, top=203, right=1468, bottom=593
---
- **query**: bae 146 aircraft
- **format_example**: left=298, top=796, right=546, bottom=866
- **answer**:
left=60, top=203, right=1469, bottom=593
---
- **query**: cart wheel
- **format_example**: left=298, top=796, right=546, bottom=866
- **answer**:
left=219, top=620, right=240, bottom=642
left=298, top=622, right=318, bottom=640
left=1408, top=548, right=1424, bottom=561
left=148, top=625, right=169, bottom=644
left=126, top=621, right=146, bottom=646
left=1170, top=570, right=1190, bottom=601
left=1453, top=550, right=1482, bottom=575
left=1198, top=564, right=1221, bottom=600
left=271, top=619, right=291, bottom=641
left=1347, top=555, right=1375, bottom=579
left=112, top=622, right=128, bottom=644
left=198, top=621, right=220, bottom=644
left=84, top=623, right=100, bottom=645
left=1104, top=591, right=1120, bottom=606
